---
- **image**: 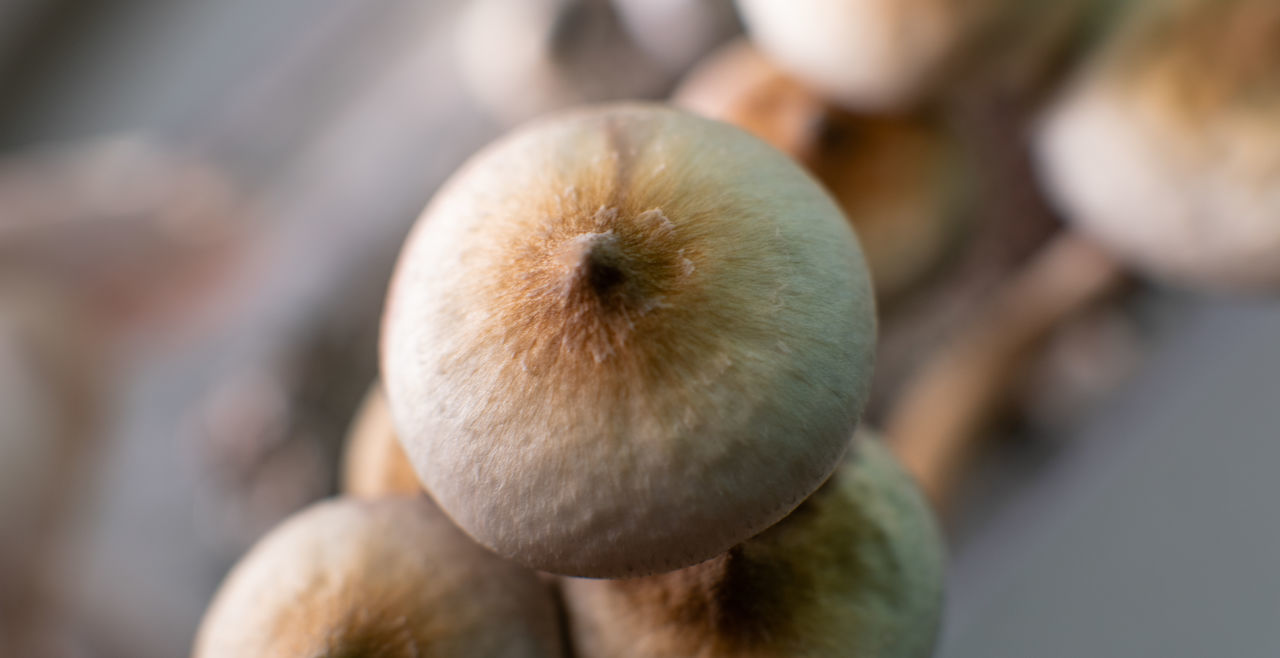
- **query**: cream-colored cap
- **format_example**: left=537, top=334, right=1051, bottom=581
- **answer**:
left=193, top=497, right=564, bottom=657
left=382, top=104, right=876, bottom=577
left=735, top=0, right=998, bottom=110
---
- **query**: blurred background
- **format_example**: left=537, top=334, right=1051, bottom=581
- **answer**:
left=1, top=1, right=1277, bottom=656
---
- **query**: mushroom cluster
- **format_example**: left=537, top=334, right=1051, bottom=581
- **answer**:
left=194, top=0, right=1280, bottom=654
left=195, top=103, right=945, bottom=657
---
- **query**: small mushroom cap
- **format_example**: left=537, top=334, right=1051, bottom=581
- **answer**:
left=193, top=497, right=565, bottom=657
left=674, top=40, right=971, bottom=301
left=340, top=383, right=423, bottom=498
left=735, top=0, right=999, bottom=111
left=382, top=103, right=876, bottom=577
left=1035, top=0, right=1280, bottom=291
left=561, top=434, right=945, bottom=658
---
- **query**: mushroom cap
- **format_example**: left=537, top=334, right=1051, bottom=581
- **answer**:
left=0, top=285, right=98, bottom=540
left=610, top=0, right=739, bottom=74
left=1035, top=0, right=1280, bottom=291
left=193, top=497, right=564, bottom=657
left=561, top=434, right=946, bottom=657
left=382, top=103, right=876, bottom=577
left=340, top=383, right=423, bottom=498
left=734, top=0, right=998, bottom=111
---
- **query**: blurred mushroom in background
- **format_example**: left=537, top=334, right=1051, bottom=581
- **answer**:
left=1036, top=0, right=1280, bottom=292
left=674, top=39, right=973, bottom=304
left=456, top=0, right=738, bottom=125
left=733, top=0, right=1008, bottom=111
left=455, top=0, right=670, bottom=124
left=885, top=233, right=1128, bottom=512
left=610, top=0, right=738, bottom=74
left=0, top=136, right=250, bottom=656
left=0, top=138, right=245, bottom=335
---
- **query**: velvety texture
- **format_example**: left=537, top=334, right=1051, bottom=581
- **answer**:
left=193, top=497, right=564, bottom=657
left=562, top=436, right=946, bottom=657
left=382, top=103, right=876, bottom=577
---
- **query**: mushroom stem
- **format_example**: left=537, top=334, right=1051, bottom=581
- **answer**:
left=885, top=232, right=1126, bottom=513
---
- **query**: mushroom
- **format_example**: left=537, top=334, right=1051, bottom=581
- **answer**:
left=673, top=39, right=972, bottom=302
left=193, top=496, right=566, bottom=657
left=1034, top=0, right=1280, bottom=291
left=381, top=103, right=876, bottom=578
left=0, top=136, right=246, bottom=654
left=340, top=383, right=423, bottom=498
left=734, top=0, right=1006, bottom=111
left=609, top=0, right=739, bottom=75
left=560, top=435, right=945, bottom=658
left=455, top=0, right=669, bottom=124
left=673, top=39, right=831, bottom=162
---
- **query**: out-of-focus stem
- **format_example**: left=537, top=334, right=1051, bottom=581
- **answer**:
left=886, top=232, right=1126, bottom=513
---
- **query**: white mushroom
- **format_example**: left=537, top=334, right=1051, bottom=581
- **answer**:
left=1035, top=0, right=1280, bottom=291
left=735, top=0, right=1005, bottom=110
left=455, top=0, right=668, bottom=124
left=193, top=496, right=566, bottom=657
left=381, top=103, right=876, bottom=577
left=674, top=39, right=971, bottom=301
